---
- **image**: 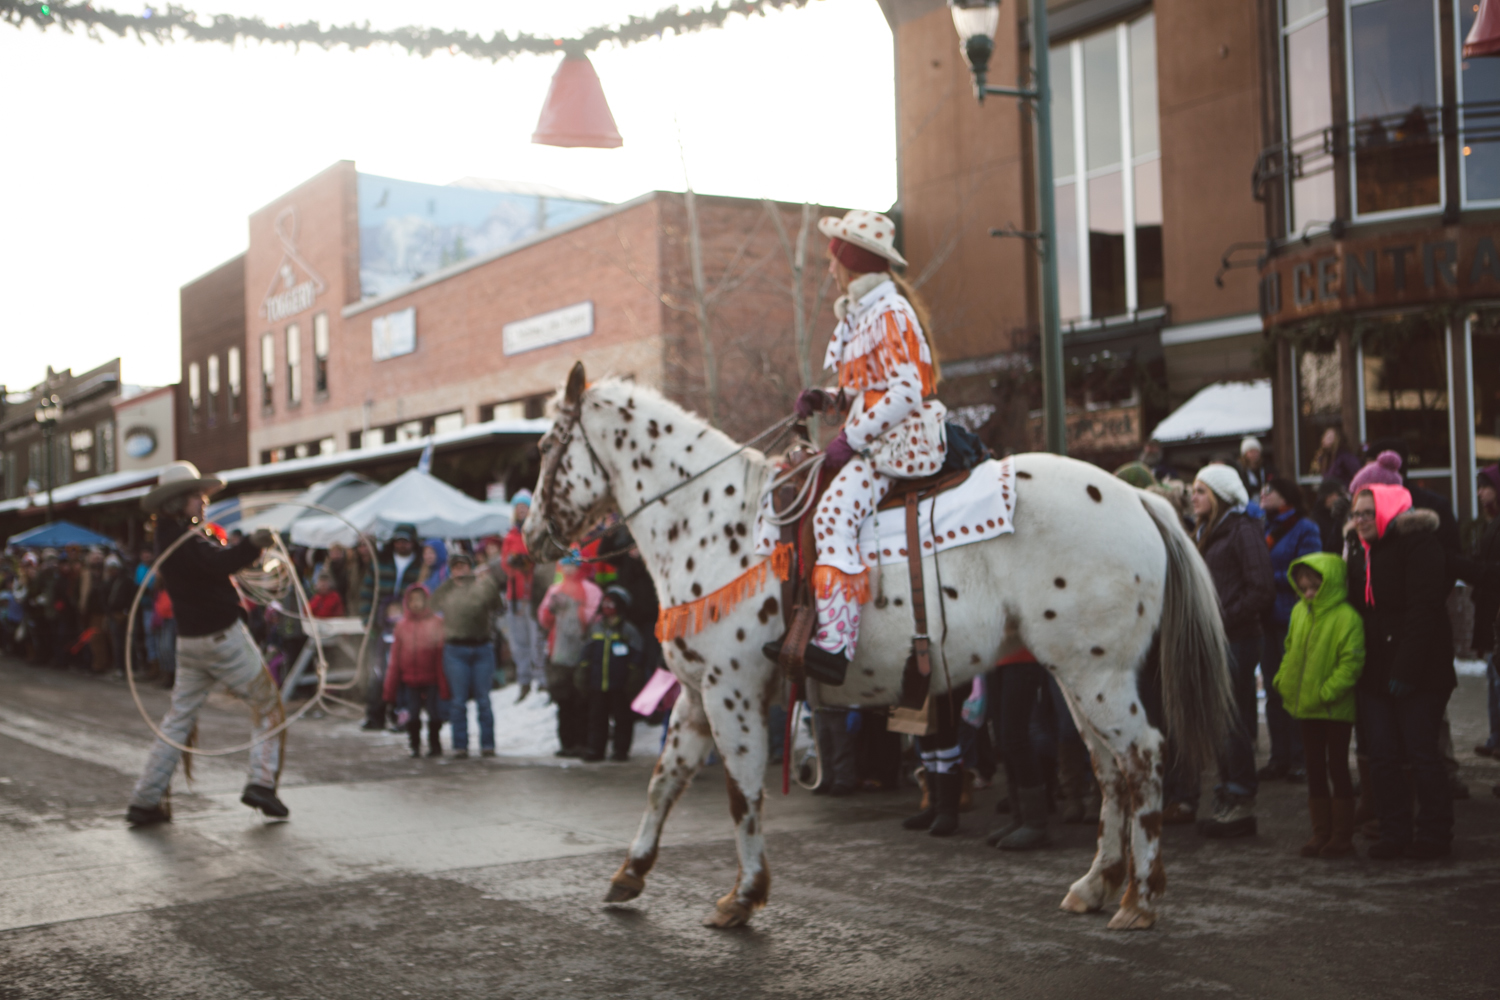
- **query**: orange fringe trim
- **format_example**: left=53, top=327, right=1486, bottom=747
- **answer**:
left=839, top=312, right=936, bottom=397
left=812, top=565, right=871, bottom=604
left=655, top=543, right=795, bottom=642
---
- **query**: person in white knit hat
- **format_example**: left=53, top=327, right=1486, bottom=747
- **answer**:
left=1189, top=463, right=1273, bottom=838
left=1237, top=435, right=1270, bottom=498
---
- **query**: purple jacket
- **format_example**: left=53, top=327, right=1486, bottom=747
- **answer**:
left=1199, top=511, right=1274, bottom=640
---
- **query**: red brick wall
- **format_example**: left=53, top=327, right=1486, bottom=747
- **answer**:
left=177, top=253, right=248, bottom=472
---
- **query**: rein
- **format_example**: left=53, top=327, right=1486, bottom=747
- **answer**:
left=539, top=394, right=800, bottom=558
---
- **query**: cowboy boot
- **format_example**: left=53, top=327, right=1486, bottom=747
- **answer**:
left=998, top=784, right=1051, bottom=851
left=959, top=767, right=975, bottom=813
left=902, top=767, right=936, bottom=830
left=1320, top=798, right=1357, bottom=858
left=1354, top=755, right=1378, bottom=837
left=1301, top=797, right=1332, bottom=858
left=928, top=769, right=961, bottom=837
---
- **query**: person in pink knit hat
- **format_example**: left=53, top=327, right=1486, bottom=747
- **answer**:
left=1348, top=450, right=1405, bottom=495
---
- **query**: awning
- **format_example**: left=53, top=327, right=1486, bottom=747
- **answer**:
left=0, top=466, right=167, bottom=515
left=289, top=468, right=511, bottom=547
left=7, top=520, right=118, bottom=549
left=1150, top=379, right=1272, bottom=444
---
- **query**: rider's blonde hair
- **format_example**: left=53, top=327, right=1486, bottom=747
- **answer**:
left=888, top=269, right=940, bottom=386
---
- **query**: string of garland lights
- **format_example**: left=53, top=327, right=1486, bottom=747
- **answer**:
left=0, top=0, right=813, bottom=58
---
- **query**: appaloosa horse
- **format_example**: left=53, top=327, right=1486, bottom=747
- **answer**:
left=524, top=363, right=1231, bottom=930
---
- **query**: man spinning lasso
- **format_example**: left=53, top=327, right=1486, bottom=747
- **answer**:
left=759, top=209, right=946, bottom=683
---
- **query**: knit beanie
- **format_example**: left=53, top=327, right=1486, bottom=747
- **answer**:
left=1113, top=461, right=1158, bottom=490
left=1348, top=450, right=1403, bottom=494
left=1240, top=436, right=1262, bottom=456
left=1479, top=465, right=1500, bottom=495
left=1265, top=474, right=1304, bottom=512
left=1195, top=463, right=1249, bottom=508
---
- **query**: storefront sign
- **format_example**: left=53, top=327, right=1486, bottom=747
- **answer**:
left=1027, top=403, right=1141, bottom=454
left=123, top=427, right=157, bottom=459
left=372, top=307, right=417, bottom=361
left=1260, top=222, right=1500, bottom=326
left=502, top=301, right=594, bottom=355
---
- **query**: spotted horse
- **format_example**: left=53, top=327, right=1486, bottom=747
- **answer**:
left=523, top=362, right=1233, bottom=931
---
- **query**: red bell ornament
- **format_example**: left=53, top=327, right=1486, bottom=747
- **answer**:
left=531, top=55, right=624, bottom=149
left=1466, top=0, right=1500, bottom=58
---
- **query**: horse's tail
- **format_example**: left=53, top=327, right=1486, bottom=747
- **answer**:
left=1139, top=492, right=1233, bottom=775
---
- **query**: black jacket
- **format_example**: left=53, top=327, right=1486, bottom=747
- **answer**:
left=1467, top=516, right=1500, bottom=654
left=1347, top=508, right=1456, bottom=695
left=156, top=516, right=261, bottom=637
left=1198, top=511, right=1274, bottom=641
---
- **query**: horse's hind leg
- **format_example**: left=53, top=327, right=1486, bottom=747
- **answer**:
left=699, top=662, right=775, bottom=929
left=1060, top=671, right=1166, bottom=930
left=605, top=685, right=713, bottom=904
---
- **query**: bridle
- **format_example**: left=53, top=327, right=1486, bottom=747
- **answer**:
left=535, top=390, right=801, bottom=560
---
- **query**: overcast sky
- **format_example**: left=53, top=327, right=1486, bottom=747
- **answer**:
left=0, top=0, right=896, bottom=393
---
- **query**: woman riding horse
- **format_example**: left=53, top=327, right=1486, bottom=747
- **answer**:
left=758, top=210, right=965, bottom=834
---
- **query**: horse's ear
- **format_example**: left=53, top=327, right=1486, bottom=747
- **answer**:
left=565, top=361, right=586, bottom=407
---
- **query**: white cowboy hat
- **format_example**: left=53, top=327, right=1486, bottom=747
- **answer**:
left=142, top=460, right=224, bottom=513
left=817, top=209, right=908, bottom=268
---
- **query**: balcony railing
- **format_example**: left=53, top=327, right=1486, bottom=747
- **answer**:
left=1252, top=100, right=1500, bottom=208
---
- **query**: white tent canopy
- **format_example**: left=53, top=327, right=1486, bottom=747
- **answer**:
left=234, top=472, right=379, bottom=535
left=289, top=468, right=511, bottom=548
left=1150, top=379, right=1272, bottom=444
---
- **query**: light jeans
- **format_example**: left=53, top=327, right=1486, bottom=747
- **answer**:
left=502, top=609, right=545, bottom=686
left=129, top=620, right=283, bottom=808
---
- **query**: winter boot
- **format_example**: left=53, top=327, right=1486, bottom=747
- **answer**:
left=1354, top=755, right=1377, bottom=836
left=407, top=722, right=422, bottom=758
left=959, top=768, right=975, bottom=813
left=986, top=764, right=1023, bottom=845
left=427, top=720, right=443, bottom=757
left=1300, top=797, right=1332, bottom=857
left=902, top=768, right=936, bottom=830
left=998, top=784, right=1051, bottom=850
left=927, top=770, right=962, bottom=837
left=1198, top=793, right=1257, bottom=838
left=1057, top=737, right=1095, bottom=824
left=1320, top=798, right=1356, bottom=858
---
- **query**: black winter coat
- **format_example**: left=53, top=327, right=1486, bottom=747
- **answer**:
left=1347, top=507, right=1456, bottom=695
left=1198, top=511, right=1274, bottom=641
left=156, top=516, right=262, bottom=637
left=1467, top=516, right=1500, bottom=654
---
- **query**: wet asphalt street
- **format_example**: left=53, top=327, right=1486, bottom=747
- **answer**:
left=2, top=653, right=1498, bottom=999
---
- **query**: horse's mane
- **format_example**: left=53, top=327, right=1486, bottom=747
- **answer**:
left=550, top=376, right=745, bottom=453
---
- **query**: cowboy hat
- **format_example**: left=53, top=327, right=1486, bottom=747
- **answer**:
left=817, top=209, right=908, bottom=268
left=142, top=460, right=224, bottom=513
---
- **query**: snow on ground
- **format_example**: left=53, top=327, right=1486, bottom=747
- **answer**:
left=1456, top=658, right=1489, bottom=677
left=433, top=684, right=663, bottom=760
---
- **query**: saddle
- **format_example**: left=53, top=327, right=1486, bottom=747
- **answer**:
left=769, top=434, right=976, bottom=694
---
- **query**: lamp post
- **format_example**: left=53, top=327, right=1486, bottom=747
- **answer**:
left=33, top=394, right=62, bottom=523
left=950, top=0, right=1066, bottom=456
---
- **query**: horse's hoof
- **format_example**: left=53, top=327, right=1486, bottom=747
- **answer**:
left=702, top=897, right=753, bottom=929
left=605, top=866, right=645, bottom=904
left=1106, top=905, right=1158, bottom=931
left=1059, top=890, right=1099, bottom=914
left=604, top=882, right=642, bottom=904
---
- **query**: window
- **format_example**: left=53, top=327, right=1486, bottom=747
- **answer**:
left=28, top=442, right=43, bottom=489
left=313, top=312, right=330, bottom=395
left=206, top=353, right=219, bottom=428
left=95, top=420, right=114, bottom=475
left=1281, top=0, right=1336, bottom=234
left=261, top=332, right=275, bottom=410
left=228, top=346, right=242, bottom=420
left=1295, top=342, right=1345, bottom=477
left=318, top=436, right=337, bottom=456
left=70, top=428, right=93, bottom=475
left=394, top=419, right=424, bottom=442
left=1348, top=0, right=1443, bottom=218
left=1470, top=320, right=1500, bottom=474
left=1458, top=1, right=1500, bottom=206
left=188, top=360, right=201, bottom=432
left=1050, top=12, right=1162, bottom=322
left=286, top=324, right=302, bottom=405
left=1362, top=323, right=1450, bottom=474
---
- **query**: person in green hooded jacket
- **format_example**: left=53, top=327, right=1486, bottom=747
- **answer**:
left=1273, top=552, right=1365, bottom=859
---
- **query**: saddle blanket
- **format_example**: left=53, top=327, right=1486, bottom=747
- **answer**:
left=858, top=456, right=1016, bottom=569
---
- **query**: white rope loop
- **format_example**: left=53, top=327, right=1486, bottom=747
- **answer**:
left=123, top=499, right=380, bottom=757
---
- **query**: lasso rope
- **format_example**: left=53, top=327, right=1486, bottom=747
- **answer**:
left=123, top=498, right=379, bottom=757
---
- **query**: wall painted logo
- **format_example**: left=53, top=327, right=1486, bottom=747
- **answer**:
left=262, top=207, right=329, bottom=322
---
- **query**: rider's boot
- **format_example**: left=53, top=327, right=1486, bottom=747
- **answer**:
left=760, top=636, right=848, bottom=686
left=928, top=768, right=962, bottom=837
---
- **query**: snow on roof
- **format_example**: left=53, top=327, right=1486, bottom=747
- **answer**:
left=1150, top=379, right=1272, bottom=444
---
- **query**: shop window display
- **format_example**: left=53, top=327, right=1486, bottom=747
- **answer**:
left=1361, top=323, right=1450, bottom=471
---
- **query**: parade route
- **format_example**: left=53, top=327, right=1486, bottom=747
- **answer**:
left=3, top=655, right=1499, bottom=999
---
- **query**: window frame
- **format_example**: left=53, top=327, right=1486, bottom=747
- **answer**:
left=313, top=312, right=330, bottom=397
left=1344, top=0, right=1447, bottom=224
left=1454, top=0, right=1500, bottom=209
left=285, top=324, right=302, bottom=407
left=227, top=346, right=242, bottom=420
left=260, top=331, right=275, bottom=412
left=1278, top=1, right=1336, bottom=238
left=1051, top=12, right=1160, bottom=325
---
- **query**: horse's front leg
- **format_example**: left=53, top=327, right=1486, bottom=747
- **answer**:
left=605, top=683, right=713, bottom=903
left=700, top=656, right=776, bottom=929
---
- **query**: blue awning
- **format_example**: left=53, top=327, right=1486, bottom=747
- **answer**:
left=7, top=520, right=118, bottom=549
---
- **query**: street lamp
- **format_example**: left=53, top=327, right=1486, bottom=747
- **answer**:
left=950, top=0, right=1067, bottom=456
left=33, top=394, right=62, bottom=523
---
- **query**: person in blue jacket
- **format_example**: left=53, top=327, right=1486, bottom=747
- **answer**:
left=1259, top=475, right=1323, bottom=782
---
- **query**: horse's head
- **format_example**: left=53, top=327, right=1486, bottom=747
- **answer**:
left=523, top=361, right=617, bottom=561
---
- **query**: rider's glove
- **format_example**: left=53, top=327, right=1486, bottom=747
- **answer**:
left=250, top=528, right=276, bottom=549
left=794, top=388, right=828, bottom=418
left=823, top=431, right=856, bottom=474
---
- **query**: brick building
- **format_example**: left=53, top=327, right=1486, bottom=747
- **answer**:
left=881, top=0, right=1270, bottom=468
left=176, top=254, right=249, bottom=473
left=185, top=161, right=839, bottom=473
left=1, top=360, right=125, bottom=503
